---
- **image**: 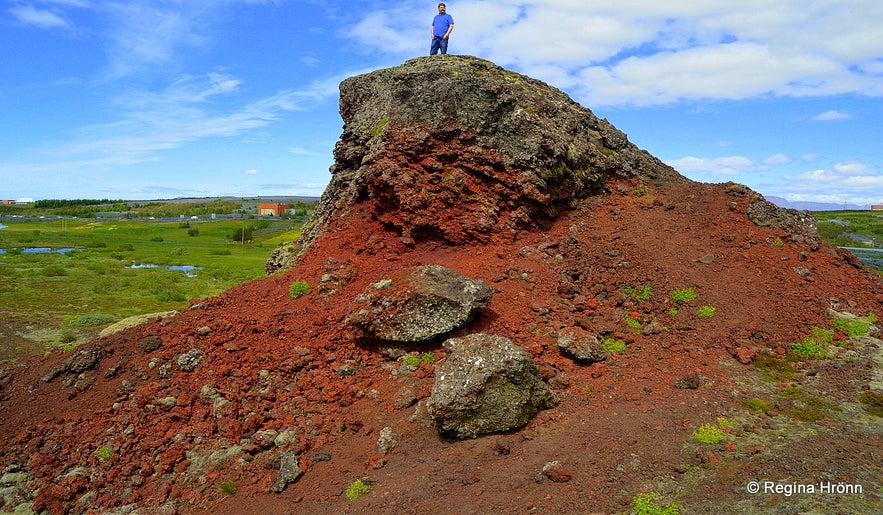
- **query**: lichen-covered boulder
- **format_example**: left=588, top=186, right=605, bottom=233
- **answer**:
left=426, top=333, right=556, bottom=438
left=346, top=265, right=493, bottom=343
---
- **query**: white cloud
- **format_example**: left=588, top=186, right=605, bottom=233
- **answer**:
left=9, top=4, right=69, bottom=28
left=763, top=154, right=791, bottom=166
left=783, top=160, right=883, bottom=204
left=812, top=110, right=851, bottom=121
left=30, top=71, right=339, bottom=171
left=353, top=0, right=883, bottom=106
left=832, top=160, right=877, bottom=176
left=288, top=147, right=323, bottom=156
left=244, top=169, right=258, bottom=175
left=666, top=155, right=756, bottom=176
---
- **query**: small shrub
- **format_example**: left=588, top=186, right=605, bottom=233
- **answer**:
left=95, top=446, right=114, bottom=460
left=210, top=249, right=232, bottom=256
left=218, top=481, right=238, bottom=495
left=157, top=289, right=187, bottom=302
left=624, top=284, right=652, bottom=301
left=832, top=318, right=870, bottom=337
left=345, top=478, right=372, bottom=500
left=669, top=288, right=696, bottom=302
left=289, top=280, right=311, bottom=299
left=787, top=405, right=825, bottom=422
left=668, top=308, right=679, bottom=317
left=632, top=492, right=680, bottom=515
left=692, top=424, right=725, bottom=444
left=772, top=238, right=785, bottom=247
left=404, top=352, right=435, bottom=367
left=790, top=328, right=831, bottom=359
left=696, top=305, right=716, bottom=318
left=624, top=312, right=642, bottom=329
left=43, top=265, right=68, bottom=277
left=633, top=186, right=646, bottom=197
left=150, top=236, right=164, bottom=242
left=858, top=391, right=883, bottom=417
left=601, top=337, right=626, bottom=353
left=187, top=228, right=200, bottom=237
left=743, top=398, right=772, bottom=414
left=58, top=329, right=77, bottom=344
left=117, top=243, right=134, bottom=251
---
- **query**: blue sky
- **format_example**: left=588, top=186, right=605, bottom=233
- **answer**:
left=2, top=1, right=882, bottom=206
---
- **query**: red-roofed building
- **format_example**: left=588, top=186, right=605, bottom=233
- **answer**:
left=257, top=203, right=290, bottom=216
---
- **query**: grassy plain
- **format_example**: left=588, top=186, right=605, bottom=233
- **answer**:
left=815, top=211, right=883, bottom=272
left=0, top=215, right=302, bottom=355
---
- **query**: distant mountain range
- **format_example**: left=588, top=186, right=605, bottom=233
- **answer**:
left=765, top=196, right=870, bottom=212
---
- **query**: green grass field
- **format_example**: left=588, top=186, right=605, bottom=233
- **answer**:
left=0, top=215, right=302, bottom=353
left=814, top=210, right=883, bottom=248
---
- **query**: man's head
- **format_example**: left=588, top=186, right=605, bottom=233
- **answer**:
left=438, top=3, right=446, bottom=13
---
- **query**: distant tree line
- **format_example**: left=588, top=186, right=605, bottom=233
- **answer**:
left=33, top=199, right=126, bottom=209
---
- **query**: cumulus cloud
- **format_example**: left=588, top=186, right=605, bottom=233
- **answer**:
left=763, top=154, right=792, bottom=166
left=244, top=169, right=258, bottom=175
left=783, top=160, right=883, bottom=204
left=666, top=155, right=757, bottom=176
left=353, top=0, right=883, bottom=106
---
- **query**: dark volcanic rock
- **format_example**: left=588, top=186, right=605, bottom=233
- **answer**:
left=346, top=264, right=493, bottom=343
left=426, top=333, right=556, bottom=439
left=42, top=343, right=103, bottom=382
left=266, top=55, right=683, bottom=273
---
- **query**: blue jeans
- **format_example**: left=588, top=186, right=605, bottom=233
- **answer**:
left=430, top=36, right=449, bottom=55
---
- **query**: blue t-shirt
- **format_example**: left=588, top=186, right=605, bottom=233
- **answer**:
left=432, top=13, right=454, bottom=37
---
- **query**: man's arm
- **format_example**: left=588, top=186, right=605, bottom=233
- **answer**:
left=444, top=23, right=454, bottom=38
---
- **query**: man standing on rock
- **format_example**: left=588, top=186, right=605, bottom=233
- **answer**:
left=430, top=3, right=454, bottom=55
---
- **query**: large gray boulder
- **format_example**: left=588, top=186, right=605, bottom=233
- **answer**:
left=346, top=265, right=493, bottom=343
left=426, top=333, right=556, bottom=439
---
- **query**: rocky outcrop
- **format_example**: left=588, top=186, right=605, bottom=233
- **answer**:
left=346, top=264, right=493, bottom=343
left=266, top=55, right=683, bottom=273
left=425, top=334, right=556, bottom=438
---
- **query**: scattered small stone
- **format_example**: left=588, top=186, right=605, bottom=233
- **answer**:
left=674, top=373, right=700, bottom=390
left=176, top=349, right=203, bottom=372
left=696, top=253, right=716, bottom=264
left=336, top=365, right=358, bottom=378
left=139, top=336, right=163, bottom=353
left=793, top=267, right=810, bottom=277
left=557, top=327, right=608, bottom=364
left=313, top=451, right=332, bottom=462
left=542, top=461, right=572, bottom=483
left=253, top=430, right=279, bottom=449
left=494, top=438, right=512, bottom=456
left=274, top=430, right=297, bottom=448
left=196, top=326, right=212, bottom=336
left=377, top=427, right=398, bottom=455
left=271, top=452, right=303, bottom=493
left=159, top=363, right=173, bottom=379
